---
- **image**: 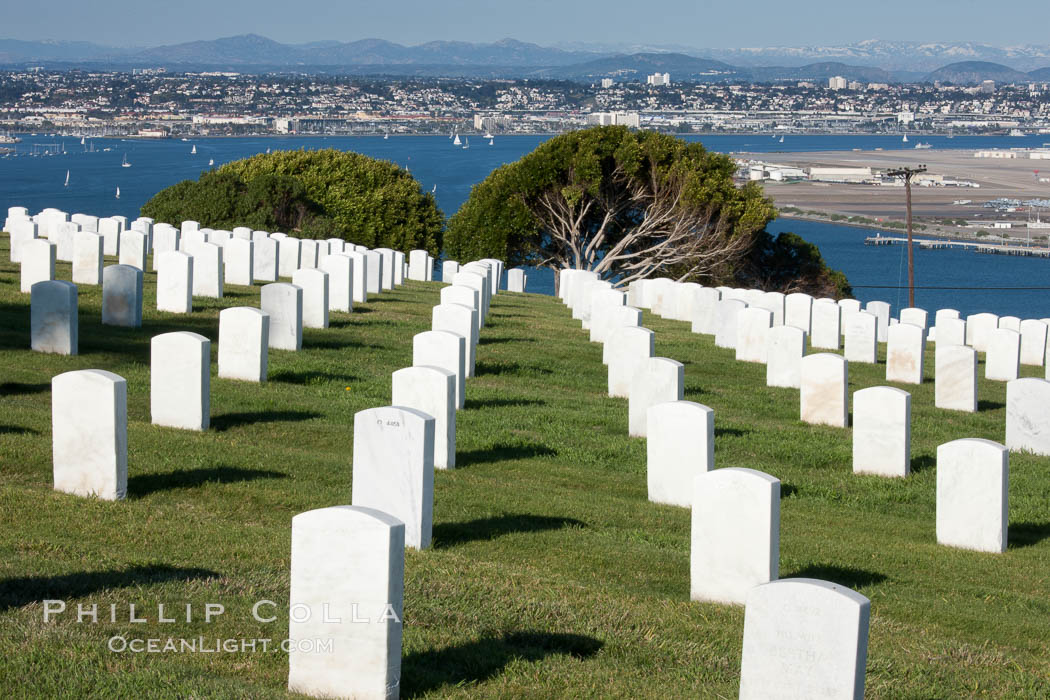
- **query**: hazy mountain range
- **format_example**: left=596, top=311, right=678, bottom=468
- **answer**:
left=1, top=35, right=1049, bottom=84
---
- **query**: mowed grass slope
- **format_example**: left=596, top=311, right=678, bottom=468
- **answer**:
left=1, top=235, right=1049, bottom=698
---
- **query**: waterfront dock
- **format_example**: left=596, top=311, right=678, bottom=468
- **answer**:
left=864, top=235, right=1050, bottom=257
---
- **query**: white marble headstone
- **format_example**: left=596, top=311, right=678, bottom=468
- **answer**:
left=628, top=357, right=684, bottom=437
left=392, top=365, right=456, bottom=469
left=31, top=280, right=77, bottom=355
left=320, top=253, right=353, bottom=313
left=156, top=251, right=193, bottom=314
left=72, top=231, right=103, bottom=285
left=1006, top=378, right=1050, bottom=456
left=260, top=283, right=303, bottom=351
left=736, top=307, right=773, bottom=363
left=608, top=326, right=655, bottom=398
left=647, top=400, right=713, bottom=508
left=288, top=505, right=404, bottom=699
left=800, top=353, right=848, bottom=428
left=811, top=300, right=841, bottom=350
left=843, top=311, right=877, bottom=364
left=292, top=268, right=330, bottom=329
left=413, top=330, right=466, bottom=410
left=20, top=238, right=55, bottom=293
left=277, top=237, right=301, bottom=278
left=351, top=406, right=435, bottom=549
left=784, top=292, right=813, bottom=335
left=936, top=438, right=1008, bottom=553
left=714, top=299, right=748, bottom=349
left=52, top=369, right=127, bottom=500
left=218, top=307, right=269, bottom=383
left=1018, top=319, right=1047, bottom=367
left=151, top=331, right=210, bottom=431
left=985, top=328, right=1020, bottom=381
left=441, top=260, right=460, bottom=283
left=118, top=230, right=147, bottom=271
left=766, top=325, right=807, bottom=389
left=692, top=468, right=780, bottom=605
left=432, top=303, right=478, bottom=378
left=886, top=323, right=925, bottom=384
left=935, top=344, right=977, bottom=413
left=853, top=386, right=910, bottom=477
left=740, top=578, right=870, bottom=700
left=101, top=264, right=143, bottom=327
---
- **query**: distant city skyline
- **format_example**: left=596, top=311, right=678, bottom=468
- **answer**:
left=3, top=0, right=1049, bottom=49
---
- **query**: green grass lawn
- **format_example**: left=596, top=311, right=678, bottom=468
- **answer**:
left=1, top=235, right=1049, bottom=698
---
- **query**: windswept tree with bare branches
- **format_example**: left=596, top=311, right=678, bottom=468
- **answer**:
left=445, top=126, right=777, bottom=291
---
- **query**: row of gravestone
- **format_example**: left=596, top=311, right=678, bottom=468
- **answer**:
left=571, top=272, right=1050, bottom=453
left=9, top=205, right=531, bottom=300
left=39, top=246, right=523, bottom=698
left=295, top=257, right=512, bottom=697
left=558, top=268, right=1050, bottom=698
left=560, top=270, right=871, bottom=698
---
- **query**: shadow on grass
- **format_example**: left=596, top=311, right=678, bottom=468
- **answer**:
left=211, top=409, right=322, bottom=432
left=910, top=454, right=936, bottom=474
left=401, top=631, right=602, bottom=697
left=0, top=425, right=39, bottom=436
left=478, top=336, right=535, bottom=346
left=785, top=564, right=887, bottom=589
left=270, top=369, right=358, bottom=386
left=714, top=427, right=752, bottom=438
left=457, top=443, right=557, bottom=467
left=1008, top=521, right=1050, bottom=549
left=128, top=466, right=287, bottom=497
left=463, top=397, right=546, bottom=410
left=978, top=400, right=1006, bottom=411
left=474, top=361, right=552, bottom=377
left=433, top=514, right=585, bottom=548
left=0, top=381, right=50, bottom=396
left=303, top=338, right=379, bottom=351
left=780, top=483, right=799, bottom=499
left=0, top=564, right=221, bottom=612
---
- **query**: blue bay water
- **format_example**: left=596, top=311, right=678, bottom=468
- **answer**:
left=3, top=132, right=1049, bottom=318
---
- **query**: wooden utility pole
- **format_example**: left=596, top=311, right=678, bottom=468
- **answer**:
left=887, top=165, right=927, bottom=307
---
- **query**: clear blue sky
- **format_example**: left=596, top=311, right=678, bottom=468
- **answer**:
left=4, top=0, right=1048, bottom=48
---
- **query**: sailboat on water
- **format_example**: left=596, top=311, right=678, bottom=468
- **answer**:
left=208, top=158, right=215, bottom=166
left=80, top=136, right=85, bottom=146
left=902, top=134, right=908, bottom=143
left=452, top=132, right=462, bottom=146
left=488, top=137, right=494, bottom=146
left=64, top=170, right=69, bottom=187
left=115, top=187, right=120, bottom=199
left=462, top=137, right=469, bottom=149
left=191, top=144, right=197, bottom=154
left=121, top=153, right=131, bottom=168
left=779, top=136, right=784, bottom=143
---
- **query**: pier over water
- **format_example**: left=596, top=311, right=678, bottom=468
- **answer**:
left=864, top=235, right=1050, bottom=258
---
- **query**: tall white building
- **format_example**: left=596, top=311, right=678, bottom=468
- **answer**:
left=828, top=76, right=847, bottom=90
left=646, top=73, right=671, bottom=86
left=601, top=78, right=614, bottom=89
left=586, top=112, right=641, bottom=128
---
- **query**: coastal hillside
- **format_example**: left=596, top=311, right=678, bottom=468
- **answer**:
left=1, top=235, right=1048, bottom=697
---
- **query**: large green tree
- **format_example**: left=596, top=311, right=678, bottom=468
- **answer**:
left=445, top=126, right=777, bottom=289
left=142, top=149, right=444, bottom=255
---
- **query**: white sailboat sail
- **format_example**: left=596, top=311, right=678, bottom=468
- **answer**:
left=64, top=170, right=69, bottom=187
left=115, top=187, right=120, bottom=199
left=191, top=144, right=197, bottom=154
left=452, top=133, right=461, bottom=146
